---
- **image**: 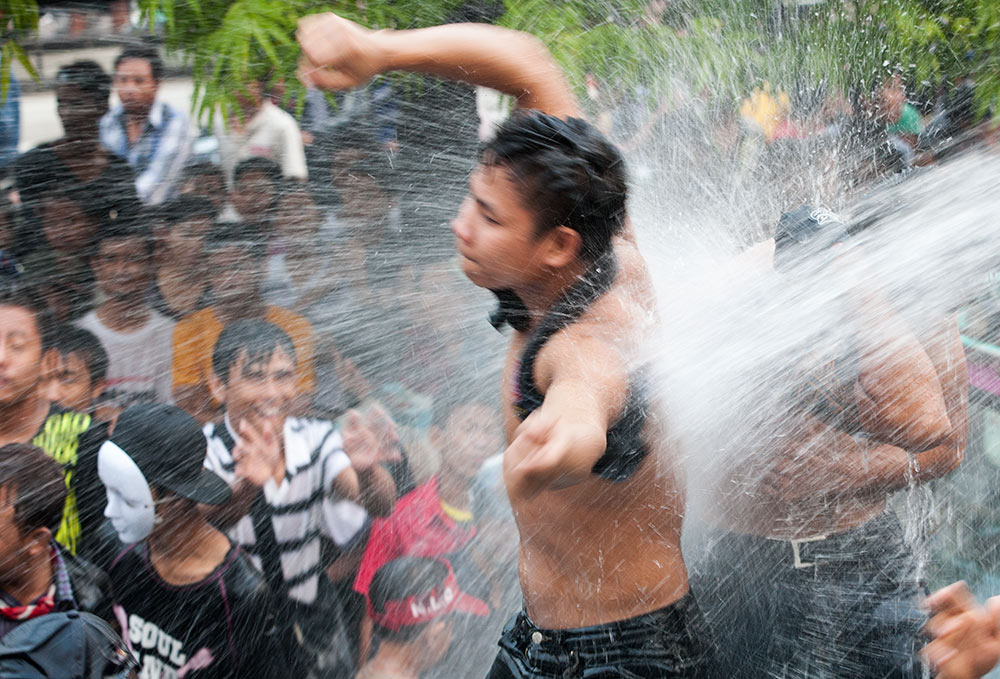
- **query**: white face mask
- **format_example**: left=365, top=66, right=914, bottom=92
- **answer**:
left=98, top=441, right=156, bottom=544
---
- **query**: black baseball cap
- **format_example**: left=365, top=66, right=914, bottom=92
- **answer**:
left=108, top=404, right=231, bottom=505
left=773, top=205, right=850, bottom=271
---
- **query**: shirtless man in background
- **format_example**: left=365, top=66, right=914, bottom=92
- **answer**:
left=298, top=13, right=710, bottom=679
left=696, top=206, right=967, bottom=679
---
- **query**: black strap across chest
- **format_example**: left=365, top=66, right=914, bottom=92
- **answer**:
left=500, top=250, right=651, bottom=482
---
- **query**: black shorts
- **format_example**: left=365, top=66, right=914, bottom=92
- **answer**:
left=484, top=590, right=712, bottom=679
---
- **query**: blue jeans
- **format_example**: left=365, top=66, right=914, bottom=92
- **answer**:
left=693, top=512, right=927, bottom=679
left=484, top=590, right=712, bottom=679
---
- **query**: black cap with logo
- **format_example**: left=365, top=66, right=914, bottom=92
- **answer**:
left=109, top=404, right=231, bottom=506
left=773, top=206, right=850, bottom=272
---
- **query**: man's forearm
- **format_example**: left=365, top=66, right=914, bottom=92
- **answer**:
left=374, top=24, right=578, bottom=117
left=816, top=428, right=959, bottom=500
left=299, top=14, right=579, bottom=118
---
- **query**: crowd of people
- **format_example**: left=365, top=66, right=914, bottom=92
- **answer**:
left=0, top=8, right=996, bottom=679
left=0, top=37, right=516, bottom=679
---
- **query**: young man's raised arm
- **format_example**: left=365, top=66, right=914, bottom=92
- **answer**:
left=296, top=13, right=642, bottom=246
left=853, top=292, right=952, bottom=451
left=296, top=13, right=580, bottom=119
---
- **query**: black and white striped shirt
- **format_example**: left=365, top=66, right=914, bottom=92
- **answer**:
left=203, top=416, right=367, bottom=604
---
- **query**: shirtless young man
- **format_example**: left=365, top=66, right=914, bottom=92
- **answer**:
left=298, top=14, right=710, bottom=679
left=696, top=207, right=967, bottom=679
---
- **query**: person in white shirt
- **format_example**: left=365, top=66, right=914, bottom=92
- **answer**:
left=75, top=210, right=173, bottom=410
left=201, top=318, right=398, bottom=677
left=100, top=45, right=193, bottom=205
left=214, top=76, right=308, bottom=186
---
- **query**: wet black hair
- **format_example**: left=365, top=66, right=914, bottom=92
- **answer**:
left=369, top=557, right=452, bottom=642
left=205, top=220, right=267, bottom=260
left=0, top=274, right=56, bottom=350
left=211, top=319, right=297, bottom=384
left=114, top=45, right=164, bottom=82
left=55, top=60, right=111, bottom=105
left=0, top=443, right=66, bottom=535
left=161, top=194, right=218, bottom=227
left=233, top=157, right=282, bottom=185
left=481, top=111, right=628, bottom=262
left=49, top=325, right=109, bottom=387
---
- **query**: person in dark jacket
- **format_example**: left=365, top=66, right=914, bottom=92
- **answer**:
left=0, top=443, right=112, bottom=641
left=98, top=404, right=281, bottom=679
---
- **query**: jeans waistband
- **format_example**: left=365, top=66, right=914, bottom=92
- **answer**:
left=716, top=511, right=905, bottom=569
left=501, top=590, right=708, bottom=666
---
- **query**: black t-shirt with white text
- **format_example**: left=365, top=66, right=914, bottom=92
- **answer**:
left=108, top=542, right=280, bottom=679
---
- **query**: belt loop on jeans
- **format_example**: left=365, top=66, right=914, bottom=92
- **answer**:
left=789, top=534, right=828, bottom=568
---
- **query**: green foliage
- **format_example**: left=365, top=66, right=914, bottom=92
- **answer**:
left=0, top=0, right=954, bottom=121
left=501, top=0, right=999, bottom=116
left=0, top=0, right=996, bottom=117
left=0, top=0, right=39, bottom=102
left=854, top=0, right=1000, bottom=113
left=135, top=0, right=468, bottom=123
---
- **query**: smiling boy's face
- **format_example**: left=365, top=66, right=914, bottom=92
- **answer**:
left=219, top=346, right=297, bottom=435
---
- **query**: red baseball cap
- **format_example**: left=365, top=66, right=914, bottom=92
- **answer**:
left=368, top=558, right=489, bottom=632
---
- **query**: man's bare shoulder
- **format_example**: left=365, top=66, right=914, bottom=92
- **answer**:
left=614, top=236, right=657, bottom=316
left=529, top=286, right=646, bottom=401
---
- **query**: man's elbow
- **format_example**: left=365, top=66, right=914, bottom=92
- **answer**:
left=903, top=409, right=953, bottom=452
left=918, top=439, right=965, bottom=482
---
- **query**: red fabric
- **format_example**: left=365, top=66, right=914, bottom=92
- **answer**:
left=0, top=549, right=58, bottom=621
left=0, top=585, right=56, bottom=621
left=353, top=476, right=477, bottom=596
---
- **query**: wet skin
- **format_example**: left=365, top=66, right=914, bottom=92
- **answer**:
left=498, top=248, right=689, bottom=629
left=454, top=164, right=689, bottom=629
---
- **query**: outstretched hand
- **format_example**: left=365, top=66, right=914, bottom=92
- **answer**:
left=503, top=410, right=605, bottom=501
left=296, top=12, right=387, bottom=91
left=234, top=419, right=281, bottom=487
left=342, top=406, right=402, bottom=472
left=923, top=581, right=1000, bottom=679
